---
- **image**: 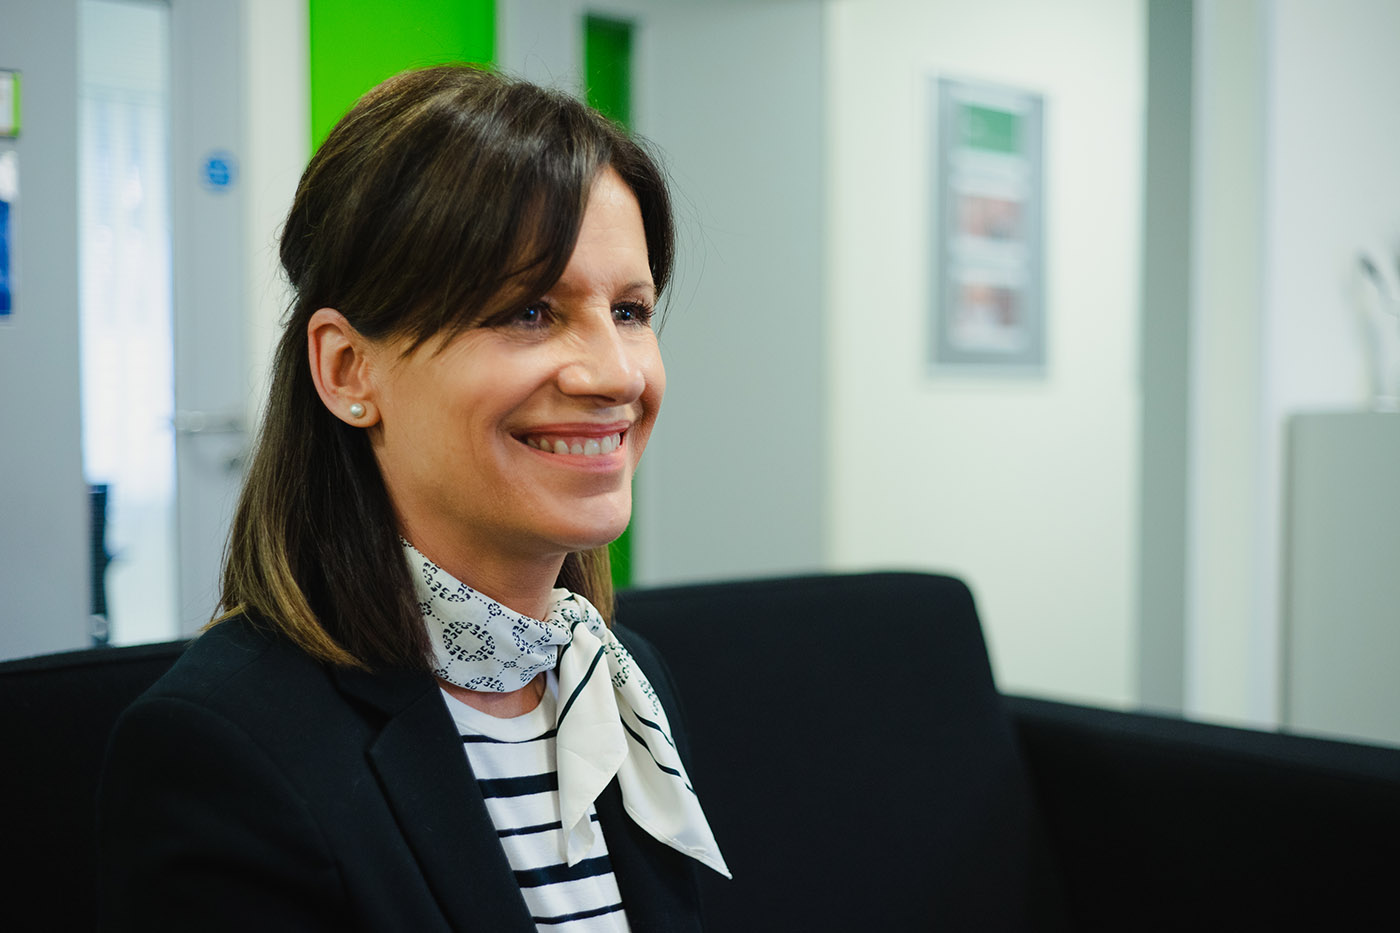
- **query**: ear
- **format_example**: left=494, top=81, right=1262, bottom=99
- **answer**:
left=308, top=308, right=381, bottom=426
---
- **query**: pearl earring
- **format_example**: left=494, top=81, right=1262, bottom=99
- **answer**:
left=348, top=403, right=366, bottom=419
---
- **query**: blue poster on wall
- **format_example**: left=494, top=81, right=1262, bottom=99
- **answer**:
left=0, top=147, right=13, bottom=319
left=0, top=196, right=11, bottom=317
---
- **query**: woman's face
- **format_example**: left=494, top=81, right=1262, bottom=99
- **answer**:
left=365, top=168, right=665, bottom=582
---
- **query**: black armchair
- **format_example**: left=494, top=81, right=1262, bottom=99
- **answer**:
left=618, top=573, right=1400, bottom=930
left=3, top=572, right=1397, bottom=930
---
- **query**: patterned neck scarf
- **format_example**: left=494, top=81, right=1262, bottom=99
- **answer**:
left=404, top=540, right=730, bottom=878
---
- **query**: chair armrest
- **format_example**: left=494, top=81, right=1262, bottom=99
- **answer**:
left=1004, top=694, right=1400, bottom=930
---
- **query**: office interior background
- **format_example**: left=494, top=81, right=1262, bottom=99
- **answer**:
left=1, top=0, right=1397, bottom=748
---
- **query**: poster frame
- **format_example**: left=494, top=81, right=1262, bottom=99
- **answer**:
left=929, top=76, right=1046, bottom=375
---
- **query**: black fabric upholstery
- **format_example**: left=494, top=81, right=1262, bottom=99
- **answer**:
left=0, top=639, right=188, bottom=930
left=616, top=572, right=1067, bottom=932
left=1006, top=694, right=1400, bottom=930
left=4, top=572, right=1399, bottom=931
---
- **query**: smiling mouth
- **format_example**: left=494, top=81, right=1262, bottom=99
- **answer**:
left=520, top=432, right=624, bottom=457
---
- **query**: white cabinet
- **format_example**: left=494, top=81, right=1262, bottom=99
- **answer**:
left=1284, top=411, right=1400, bottom=746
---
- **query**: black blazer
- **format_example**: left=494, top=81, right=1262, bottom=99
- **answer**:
left=97, top=614, right=704, bottom=932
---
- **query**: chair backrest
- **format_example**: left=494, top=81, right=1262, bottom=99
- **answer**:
left=2, top=572, right=1060, bottom=931
left=617, top=572, right=1065, bottom=932
left=0, top=639, right=187, bottom=930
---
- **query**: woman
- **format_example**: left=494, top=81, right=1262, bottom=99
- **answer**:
left=98, top=65, right=727, bottom=931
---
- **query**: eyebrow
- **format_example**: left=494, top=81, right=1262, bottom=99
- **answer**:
left=540, top=278, right=656, bottom=302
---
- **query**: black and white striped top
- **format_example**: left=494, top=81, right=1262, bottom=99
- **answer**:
left=441, top=672, right=631, bottom=931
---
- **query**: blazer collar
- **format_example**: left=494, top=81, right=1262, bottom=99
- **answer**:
left=329, top=665, right=703, bottom=932
left=331, top=665, right=537, bottom=933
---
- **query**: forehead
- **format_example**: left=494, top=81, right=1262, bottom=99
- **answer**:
left=550, top=169, right=654, bottom=289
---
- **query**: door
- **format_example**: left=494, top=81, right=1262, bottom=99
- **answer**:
left=169, top=0, right=249, bottom=635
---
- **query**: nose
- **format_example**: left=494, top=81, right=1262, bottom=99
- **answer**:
left=557, top=312, right=648, bottom=403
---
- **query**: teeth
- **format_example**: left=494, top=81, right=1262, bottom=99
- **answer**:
left=527, top=433, right=623, bottom=456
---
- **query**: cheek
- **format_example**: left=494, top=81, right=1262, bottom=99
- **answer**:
left=650, top=353, right=667, bottom=407
left=631, top=353, right=666, bottom=460
left=642, top=338, right=666, bottom=410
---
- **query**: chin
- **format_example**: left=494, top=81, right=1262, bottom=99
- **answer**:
left=565, top=525, right=631, bottom=553
left=552, top=514, right=633, bottom=553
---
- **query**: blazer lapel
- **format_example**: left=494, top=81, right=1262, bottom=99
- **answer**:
left=333, top=667, right=536, bottom=933
left=596, top=779, right=704, bottom=933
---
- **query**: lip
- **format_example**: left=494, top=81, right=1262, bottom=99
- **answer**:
left=517, top=421, right=632, bottom=438
left=512, top=421, right=632, bottom=471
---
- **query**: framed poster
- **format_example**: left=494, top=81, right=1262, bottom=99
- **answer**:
left=0, top=70, right=19, bottom=138
left=930, top=77, right=1044, bottom=373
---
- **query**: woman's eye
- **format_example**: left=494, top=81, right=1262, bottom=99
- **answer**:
left=512, top=304, right=548, bottom=327
left=614, top=302, right=654, bottom=325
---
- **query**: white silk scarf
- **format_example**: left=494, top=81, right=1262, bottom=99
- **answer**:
left=404, top=541, right=730, bottom=878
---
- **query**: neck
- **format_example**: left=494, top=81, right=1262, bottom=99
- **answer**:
left=440, top=673, right=546, bottom=717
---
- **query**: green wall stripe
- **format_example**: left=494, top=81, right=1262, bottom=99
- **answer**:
left=308, top=0, right=494, bottom=150
left=583, top=14, right=632, bottom=128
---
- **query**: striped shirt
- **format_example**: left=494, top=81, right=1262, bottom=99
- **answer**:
left=442, top=672, right=631, bottom=932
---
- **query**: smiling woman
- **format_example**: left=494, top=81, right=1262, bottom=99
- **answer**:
left=97, top=66, right=725, bottom=932
left=228, top=66, right=676, bottom=671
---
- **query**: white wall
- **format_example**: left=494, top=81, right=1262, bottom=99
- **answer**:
left=632, top=0, right=827, bottom=585
left=1265, top=0, right=1400, bottom=731
left=1136, top=0, right=1193, bottom=712
left=0, top=0, right=91, bottom=660
left=499, top=0, right=585, bottom=91
left=242, top=0, right=308, bottom=425
left=1186, top=0, right=1400, bottom=729
left=826, top=0, right=1145, bottom=706
left=1186, top=0, right=1268, bottom=726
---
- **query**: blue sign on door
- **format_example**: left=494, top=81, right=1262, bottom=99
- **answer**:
left=202, top=150, right=237, bottom=192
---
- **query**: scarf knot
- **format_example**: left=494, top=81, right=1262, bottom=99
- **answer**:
left=405, top=541, right=730, bottom=878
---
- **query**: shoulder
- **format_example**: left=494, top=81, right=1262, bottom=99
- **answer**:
left=109, top=614, right=385, bottom=789
left=99, top=618, right=356, bottom=929
left=143, top=613, right=322, bottom=706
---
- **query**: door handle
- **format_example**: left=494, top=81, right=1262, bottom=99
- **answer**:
left=173, top=410, right=248, bottom=473
left=173, top=410, right=246, bottom=435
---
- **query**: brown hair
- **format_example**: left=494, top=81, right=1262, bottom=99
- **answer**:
left=218, top=65, right=674, bottom=670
